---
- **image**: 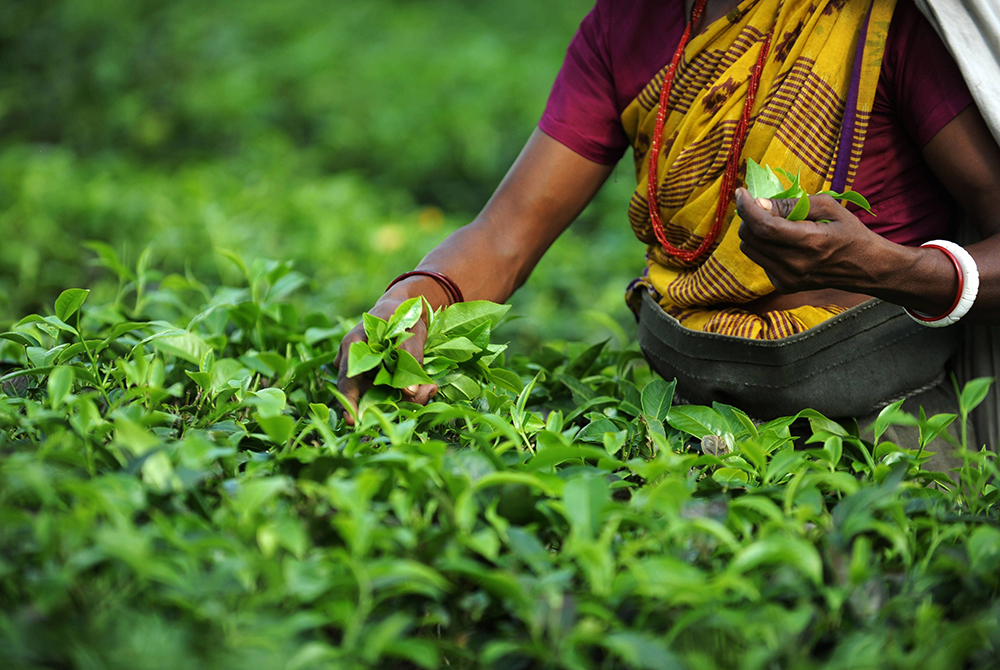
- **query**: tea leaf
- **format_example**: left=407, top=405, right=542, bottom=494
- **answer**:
left=362, top=312, right=389, bottom=343
left=640, top=378, right=675, bottom=422
left=54, top=288, right=90, bottom=322
left=959, top=377, right=994, bottom=416
left=787, top=193, right=811, bottom=221
left=563, top=475, right=610, bottom=539
left=0, top=332, right=41, bottom=348
left=434, top=300, right=510, bottom=335
left=386, top=297, right=424, bottom=339
left=745, top=158, right=784, bottom=199
left=818, top=189, right=874, bottom=214
left=347, top=341, right=384, bottom=377
left=391, top=350, right=434, bottom=388
left=729, top=535, right=823, bottom=585
left=47, top=365, right=74, bottom=408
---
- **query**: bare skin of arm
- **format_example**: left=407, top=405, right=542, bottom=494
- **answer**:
left=737, top=104, right=1000, bottom=320
left=334, top=129, right=614, bottom=421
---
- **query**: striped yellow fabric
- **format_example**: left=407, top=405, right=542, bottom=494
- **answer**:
left=624, top=0, right=897, bottom=339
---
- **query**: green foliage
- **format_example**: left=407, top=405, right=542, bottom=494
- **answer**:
left=0, top=0, right=637, bottom=350
left=1, top=261, right=999, bottom=669
left=2, top=2, right=999, bottom=666
left=745, top=159, right=874, bottom=220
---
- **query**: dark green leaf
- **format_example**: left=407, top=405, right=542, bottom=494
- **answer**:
left=0, top=332, right=40, bottom=348
left=641, top=378, right=675, bottom=422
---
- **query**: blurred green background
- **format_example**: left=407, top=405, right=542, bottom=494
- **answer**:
left=0, top=0, right=640, bottom=350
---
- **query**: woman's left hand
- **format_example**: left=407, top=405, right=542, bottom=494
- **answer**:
left=735, top=187, right=893, bottom=295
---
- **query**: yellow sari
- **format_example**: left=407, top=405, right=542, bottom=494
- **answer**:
left=625, top=0, right=897, bottom=339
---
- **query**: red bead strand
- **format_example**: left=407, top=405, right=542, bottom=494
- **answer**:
left=647, top=0, right=773, bottom=262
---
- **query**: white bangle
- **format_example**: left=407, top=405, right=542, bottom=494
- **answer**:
left=904, top=239, right=979, bottom=328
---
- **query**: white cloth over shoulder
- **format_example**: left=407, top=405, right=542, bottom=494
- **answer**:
left=914, top=0, right=1000, bottom=450
left=914, top=0, right=1000, bottom=145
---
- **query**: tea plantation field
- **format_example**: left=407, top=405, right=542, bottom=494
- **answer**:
left=1, top=0, right=999, bottom=668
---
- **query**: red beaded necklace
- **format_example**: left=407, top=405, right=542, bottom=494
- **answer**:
left=647, top=0, right=773, bottom=262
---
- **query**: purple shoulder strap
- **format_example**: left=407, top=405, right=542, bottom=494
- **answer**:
left=831, top=2, right=875, bottom=192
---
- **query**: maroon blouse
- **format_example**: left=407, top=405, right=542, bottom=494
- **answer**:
left=538, top=0, right=974, bottom=246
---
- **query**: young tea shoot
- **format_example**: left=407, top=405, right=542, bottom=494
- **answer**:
left=745, top=157, right=874, bottom=220
left=348, top=298, right=519, bottom=405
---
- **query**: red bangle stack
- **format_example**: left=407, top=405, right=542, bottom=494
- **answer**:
left=385, top=271, right=465, bottom=306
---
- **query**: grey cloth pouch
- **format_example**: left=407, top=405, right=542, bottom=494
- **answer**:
left=637, top=290, right=960, bottom=420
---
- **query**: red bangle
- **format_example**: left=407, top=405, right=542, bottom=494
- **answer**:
left=904, top=244, right=964, bottom=322
left=385, top=271, right=465, bottom=306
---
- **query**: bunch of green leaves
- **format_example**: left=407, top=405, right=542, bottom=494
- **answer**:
left=347, top=298, right=519, bottom=404
left=2, top=254, right=1000, bottom=670
left=745, top=158, right=874, bottom=221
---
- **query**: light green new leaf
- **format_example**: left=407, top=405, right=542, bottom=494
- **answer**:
left=818, top=189, right=874, bottom=214
left=428, top=335, right=480, bottom=363
left=149, top=329, right=211, bottom=364
left=41, top=316, right=78, bottom=336
left=959, top=377, right=994, bottom=416
left=745, top=158, right=784, bottom=199
left=54, top=288, right=90, bottom=322
left=309, top=403, right=330, bottom=423
left=871, top=398, right=915, bottom=443
left=373, top=365, right=394, bottom=387
left=787, top=193, right=812, bottom=221
left=258, top=414, right=296, bottom=445
left=729, top=535, right=823, bottom=585
left=386, top=297, right=423, bottom=339
left=434, top=300, right=511, bottom=335
left=713, top=467, right=750, bottom=487
left=347, top=340, right=384, bottom=377
left=362, top=312, right=388, bottom=343
left=391, top=350, right=434, bottom=388
left=563, top=475, right=610, bottom=539
left=967, top=526, right=1000, bottom=575
left=918, top=411, right=956, bottom=449
left=48, top=365, right=75, bottom=408
left=251, top=387, right=287, bottom=418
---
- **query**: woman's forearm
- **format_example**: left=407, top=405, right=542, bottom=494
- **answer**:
left=383, top=128, right=615, bottom=308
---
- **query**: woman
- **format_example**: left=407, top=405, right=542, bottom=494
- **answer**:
left=336, top=0, right=1000, bottom=439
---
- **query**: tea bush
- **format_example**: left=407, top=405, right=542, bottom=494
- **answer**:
left=1, top=262, right=998, bottom=669
left=3, top=1, right=999, bottom=667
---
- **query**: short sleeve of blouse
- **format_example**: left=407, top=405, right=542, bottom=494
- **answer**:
left=538, top=1, right=630, bottom=165
left=882, top=0, right=974, bottom=147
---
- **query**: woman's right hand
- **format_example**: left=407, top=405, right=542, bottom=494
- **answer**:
left=332, top=130, right=616, bottom=423
left=333, top=280, right=443, bottom=424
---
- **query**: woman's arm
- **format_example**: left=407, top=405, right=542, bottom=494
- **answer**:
left=735, top=104, right=1000, bottom=321
left=334, top=129, right=615, bottom=421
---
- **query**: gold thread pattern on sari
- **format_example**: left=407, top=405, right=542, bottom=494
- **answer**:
left=624, top=0, right=897, bottom=339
